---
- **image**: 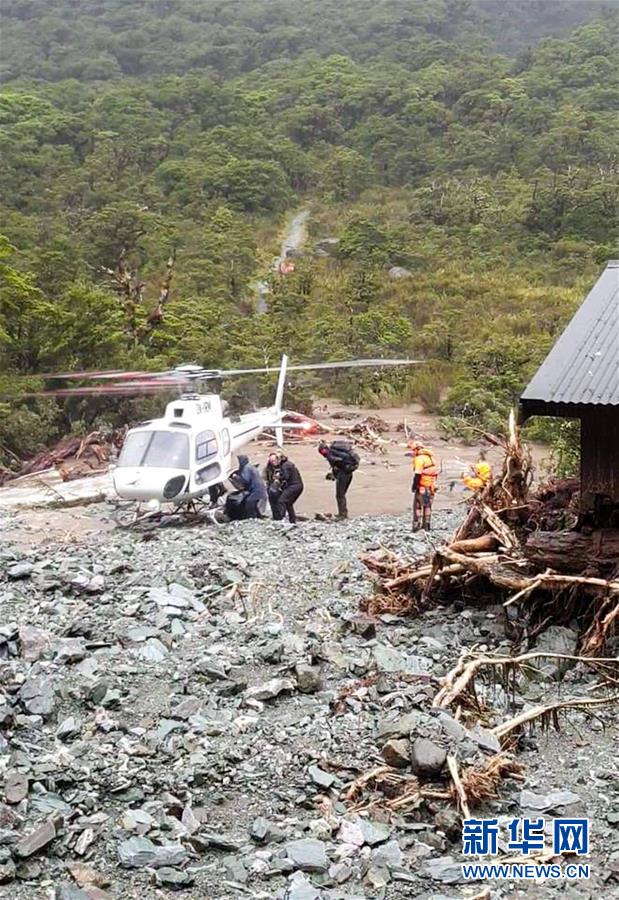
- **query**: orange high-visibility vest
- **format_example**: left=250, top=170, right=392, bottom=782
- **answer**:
left=413, top=449, right=439, bottom=490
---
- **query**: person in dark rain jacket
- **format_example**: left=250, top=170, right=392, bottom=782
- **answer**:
left=236, top=454, right=267, bottom=518
left=318, top=440, right=359, bottom=519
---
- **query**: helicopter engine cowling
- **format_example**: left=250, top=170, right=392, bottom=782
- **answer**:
left=113, top=466, right=189, bottom=503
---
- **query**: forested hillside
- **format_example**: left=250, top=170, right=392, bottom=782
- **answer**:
left=0, top=0, right=617, bottom=464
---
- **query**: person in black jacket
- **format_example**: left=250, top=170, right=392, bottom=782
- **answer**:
left=265, top=452, right=304, bottom=522
left=264, top=452, right=283, bottom=519
left=318, top=440, right=359, bottom=519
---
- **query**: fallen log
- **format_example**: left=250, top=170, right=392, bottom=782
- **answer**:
left=525, top=529, right=619, bottom=575
left=450, top=534, right=498, bottom=554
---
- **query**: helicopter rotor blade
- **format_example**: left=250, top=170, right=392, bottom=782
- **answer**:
left=214, top=358, right=422, bottom=377
left=31, top=358, right=422, bottom=391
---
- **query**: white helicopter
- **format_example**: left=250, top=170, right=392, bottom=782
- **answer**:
left=44, top=355, right=419, bottom=519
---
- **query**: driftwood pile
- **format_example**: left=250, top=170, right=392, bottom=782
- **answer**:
left=361, top=416, right=619, bottom=656
left=334, top=415, right=391, bottom=454
left=0, top=430, right=125, bottom=486
left=351, top=417, right=619, bottom=822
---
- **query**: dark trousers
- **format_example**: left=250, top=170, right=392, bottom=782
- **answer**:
left=277, top=484, right=303, bottom=523
left=335, top=471, right=353, bottom=518
left=413, top=488, right=433, bottom=530
left=208, top=483, right=226, bottom=505
left=269, top=491, right=282, bottom=520
left=245, top=491, right=266, bottom=518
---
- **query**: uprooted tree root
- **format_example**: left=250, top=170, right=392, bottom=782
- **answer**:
left=344, top=754, right=525, bottom=818
left=360, top=415, right=619, bottom=654
left=352, top=411, right=619, bottom=822
left=341, top=648, right=618, bottom=821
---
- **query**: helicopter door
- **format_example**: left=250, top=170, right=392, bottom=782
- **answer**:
left=193, top=429, right=221, bottom=490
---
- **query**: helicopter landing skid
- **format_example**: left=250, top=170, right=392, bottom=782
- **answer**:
left=111, top=497, right=224, bottom=530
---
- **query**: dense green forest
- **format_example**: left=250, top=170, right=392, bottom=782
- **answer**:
left=0, top=0, right=617, bottom=467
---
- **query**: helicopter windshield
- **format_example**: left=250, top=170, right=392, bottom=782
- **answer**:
left=118, top=431, right=189, bottom=469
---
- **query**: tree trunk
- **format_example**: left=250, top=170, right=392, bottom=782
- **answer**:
left=524, top=530, right=619, bottom=575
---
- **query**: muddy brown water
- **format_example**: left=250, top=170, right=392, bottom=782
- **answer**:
left=0, top=402, right=548, bottom=546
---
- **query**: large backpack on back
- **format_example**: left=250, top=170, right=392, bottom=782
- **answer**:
left=330, top=440, right=360, bottom=473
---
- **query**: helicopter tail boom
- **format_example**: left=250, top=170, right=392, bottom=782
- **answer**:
left=273, top=354, right=287, bottom=447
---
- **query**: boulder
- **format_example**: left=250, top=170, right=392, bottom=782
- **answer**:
left=286, top=838, right=328, bottom=872
left=410, top=738, right=447, bottom=778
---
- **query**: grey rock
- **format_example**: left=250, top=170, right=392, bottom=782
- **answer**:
left=117, top=837, right=187, bottom=868
left=90, top=682, right=120, bottom=708
left=373, top=644, right=406, bottom=673
left=371, top=838, right=402, bottom=869
left=530, top=626, right=578, bottom=680
left=250, top=816, right=279, bottom=844
left=286, top=871, right=321, bottom=899
left=15, top=820, right=56, bottom=857
left=286, top=838, right=328, bottom=872
left=171, top=697, right=202, bottom=719
left=18, top=625, right=51, bottom=661
left=53, top=638, right=87, bottom=664
left=339, top=818, right=365, bottom=847
left=410, top=738, right=447, bottom=778
left=423, top=854, right=466, bottom=884
left=126, top=626, right=159, bottom=643
left=55, top=883, right=90, bottom=900
left=245, top=677, right=295, bottom=701
left=197, top=830, right=240, bottom=852
left=7, top=562, right=33, bottom=580
left=56, top=716, right=81, bottom=742
left=381, top=738, right=410, bottom=769
left=4, top=771, right=28, bottom=804
left=466, top=723, right=501, bottom=753
left=30, top=793, right=72, bottom=817
left=376, top=712, right=422, bottom=740
left=19, top=677, right=55, bottom=717
left=519, top=788, right=581, bottom=812
left=295, top=664, right=323, bottom=694
left=308, top=765, right=335, bottom=789
left=121, top=809, right=155, bottom=834
left=223, top=854, right=248, bottom=884
left=139, top=638, right=168, bottom=663
left=154, top=867, right=195, bottom=889
left=0, top=854, right=15, bottom=883
left=192, top=660, right=228, bottom=681
left=360, top=819, right=391, bottom=847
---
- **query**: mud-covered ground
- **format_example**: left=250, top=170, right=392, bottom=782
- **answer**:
left=0, top=508, right=617, bottom=900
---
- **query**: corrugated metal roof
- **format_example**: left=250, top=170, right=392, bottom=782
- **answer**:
left=521, top=261, right=619, bottom=409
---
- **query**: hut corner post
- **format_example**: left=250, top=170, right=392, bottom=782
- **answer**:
left=580, top=408, right=619, bottom=525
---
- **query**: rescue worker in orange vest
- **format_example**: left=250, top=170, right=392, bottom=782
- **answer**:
left=462, top=450, right=492, bottom=492
left=408, top=440, right=439, bottom=531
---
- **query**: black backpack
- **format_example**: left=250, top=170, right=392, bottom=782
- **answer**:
left=225, top=489, right=249, bottom=520
left=330, top=441, right=360, bottom=473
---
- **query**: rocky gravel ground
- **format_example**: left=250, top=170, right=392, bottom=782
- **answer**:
left=0, top=510, right=617, bottom=900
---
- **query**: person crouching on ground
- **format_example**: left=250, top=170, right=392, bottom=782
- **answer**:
left=407, top=440, right=439, bottom=531
left=318, top=440, right=359, bottom=519
left=236, top=454, right=267, bottom=518
left=462, top=450, right=491, bottom=492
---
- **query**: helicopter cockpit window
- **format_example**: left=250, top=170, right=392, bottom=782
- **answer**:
left=117, top=431, right=189, bottom=469
left=196, top=430, right=218, bottom=461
